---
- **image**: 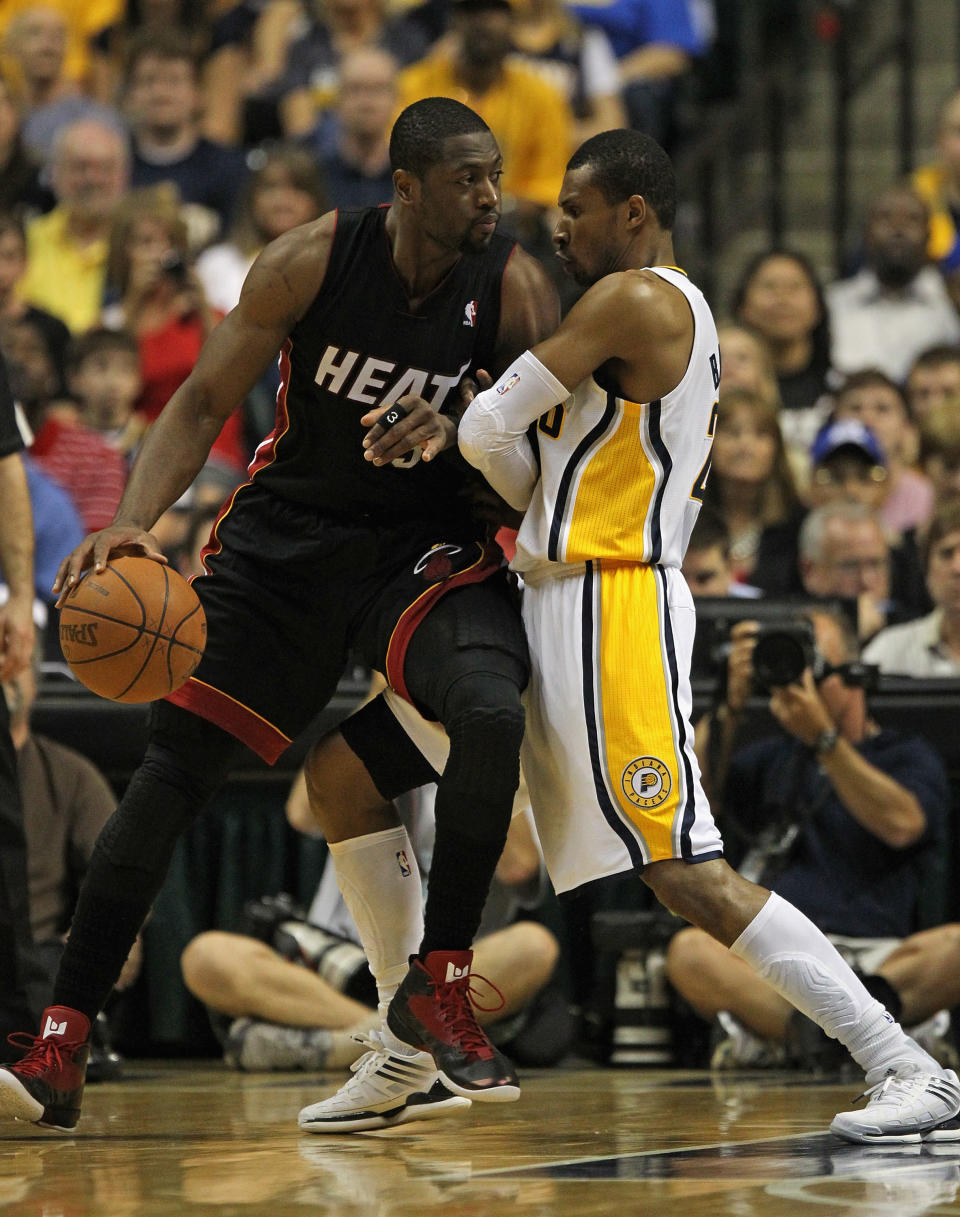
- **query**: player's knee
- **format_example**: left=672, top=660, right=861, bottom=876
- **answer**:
left=447, top=701, right=525, bottom=802
left=303, top=730, right=392, bottom=840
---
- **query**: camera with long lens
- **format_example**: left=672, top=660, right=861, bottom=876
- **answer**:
left=750, top=620, right=823, bottom=694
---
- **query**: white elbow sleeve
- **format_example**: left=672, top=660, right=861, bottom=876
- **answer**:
left=459, top=350, right=569, bottom=467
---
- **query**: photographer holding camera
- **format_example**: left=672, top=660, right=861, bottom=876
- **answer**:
left=675, top=607, right=954, bottom=1069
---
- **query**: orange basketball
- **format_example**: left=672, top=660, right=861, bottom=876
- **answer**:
left=59, top=557, right=207, bottom=703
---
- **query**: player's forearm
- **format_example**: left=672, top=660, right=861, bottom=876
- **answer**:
left=459, top=351, right=568, bottom=510
left=113, top=385, right=232, bottom=530
left=0, top=453, right=34, bottom=603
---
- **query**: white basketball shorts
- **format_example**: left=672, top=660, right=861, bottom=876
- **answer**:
left=520, top=560, right=723, bottom=894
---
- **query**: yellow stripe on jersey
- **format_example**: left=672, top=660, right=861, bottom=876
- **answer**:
left=596, top=563, right=681, bottom=861
left=564, top=398, right=657, bottom=564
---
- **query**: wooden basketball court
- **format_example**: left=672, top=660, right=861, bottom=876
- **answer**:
left=2, top=1062, right=959, bottom=1215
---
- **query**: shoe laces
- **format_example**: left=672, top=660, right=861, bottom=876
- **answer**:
left=6, top=1032, right=85, bottom=1078
left=431, top=972, right=505, bottom=1057
left=854, top=1070, right=943, bottom=1107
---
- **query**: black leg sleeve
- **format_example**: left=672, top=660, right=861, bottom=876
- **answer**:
left=53, top=703, right=245, bottom=1021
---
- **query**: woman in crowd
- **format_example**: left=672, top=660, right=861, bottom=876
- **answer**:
left=103, top=184, right=248, bottom=473
left=704, top=386, right=803, bottom=589
left=196, top=142, right=326, bottom=435
left=196, top=142, right=326, bottom=315
left=731, top=248, right=834, bottom=449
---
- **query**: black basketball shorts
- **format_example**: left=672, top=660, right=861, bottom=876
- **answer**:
left=166, top=483, right=518, bottom=764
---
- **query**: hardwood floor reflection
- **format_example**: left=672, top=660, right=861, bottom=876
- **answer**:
left=1, top=1064, right=959, bottom=1216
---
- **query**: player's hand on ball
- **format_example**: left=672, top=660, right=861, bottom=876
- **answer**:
left=361, top=396, right=456, bottom=466
left=53, top=525, right=168, bottom=608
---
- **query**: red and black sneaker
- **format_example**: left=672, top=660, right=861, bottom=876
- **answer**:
left=0, top=1006, right=91, bottom=1131
left=386, top=950, right=520, bottom=1103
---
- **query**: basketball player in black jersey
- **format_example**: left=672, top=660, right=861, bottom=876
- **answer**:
left=0, top=98, right=558, bottom=1134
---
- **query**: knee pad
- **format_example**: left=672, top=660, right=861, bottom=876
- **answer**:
left=443, top=687, right=526, bottom=833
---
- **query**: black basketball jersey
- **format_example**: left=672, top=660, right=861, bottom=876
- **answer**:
left=249, top=206, right=517, bottom=522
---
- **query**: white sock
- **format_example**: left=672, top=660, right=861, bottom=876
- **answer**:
left=730, top=893, right=938, bottom=1078
left=327, top=826, right=423, bottom=1031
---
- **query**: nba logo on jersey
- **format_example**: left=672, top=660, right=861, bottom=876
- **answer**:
left=496, top=372, right=520, bottom=396
left=463, top=300, right=477, bottom=327
left=396, top=850, right=412, bottom=877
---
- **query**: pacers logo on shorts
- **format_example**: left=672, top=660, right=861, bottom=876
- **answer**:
left=621, top=757, right=672, bottom=809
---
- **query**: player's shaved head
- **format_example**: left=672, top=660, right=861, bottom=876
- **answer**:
left=389, top=97, right=492, bottom=178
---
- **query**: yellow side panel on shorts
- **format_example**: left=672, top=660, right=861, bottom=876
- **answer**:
left=564, top=402, right=656, bottom=564
left=596, top=563, right=680, bottom=862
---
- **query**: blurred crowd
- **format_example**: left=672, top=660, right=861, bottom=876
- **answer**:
left=0, top=0, right=716, bottom=636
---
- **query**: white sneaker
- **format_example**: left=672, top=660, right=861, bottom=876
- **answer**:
left=831, top=1066, right=960, bottom=1144
left=298, top=1032, right=472, bottom=1134
left=710, top=1011, right=787, bottom=1070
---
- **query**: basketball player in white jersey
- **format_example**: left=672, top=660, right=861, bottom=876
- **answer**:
left=438, top=129, right=960, bottom=1144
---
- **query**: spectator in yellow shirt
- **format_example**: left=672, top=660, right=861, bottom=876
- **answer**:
left=397, top=0, right=572, bottom=246
left=913, top=87, right=960, bottom=306
left=18, top=116, right=129, bottom=333
left=0, top=0, right=121, bottom=90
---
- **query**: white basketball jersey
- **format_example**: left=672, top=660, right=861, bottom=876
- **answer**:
left=512, top=267, right=721, bottom=577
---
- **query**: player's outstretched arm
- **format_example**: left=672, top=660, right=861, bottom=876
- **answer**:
left=53, top=219, right=336, bottom=600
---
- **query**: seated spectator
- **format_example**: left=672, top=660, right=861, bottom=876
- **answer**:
left=826, top=183, right=960, bottom=383
left=122, top=30, right=249, bottom=247
left=3, top=638, right=141, bottom=1078
left=565, top=0, right=708, bottom=149
left=863, top=500, right=960, bottom=677
left=799, top=501, right=898, bottom=643
left=2, top=6, right=122, bottom=163
left=808, top=418, right=889, bottom=517
left=231, top=0, right=304, bottom=145
left=103, top=184, right=247, bottom=474
left=278, top=0, right=430, bottom=140
left=703, top=387, right=802, bottom=589
left=676, top=607, right=952, bottom=1070
left=17, top=115, right=129, bottom=332
left=0, top=65, right=53, bottom=216
left=912, top=86, right=960, bottom=304
left=311, top=46, right=397, bottom=209
left=196, top=141, right=326, bottom=315
left=196, top=142, right=325, bottom=441
left=716, top=321, right=779, bottom=404
left=829, top=371, right=934, bottom=534
left=732, top=248, right=833, bottom=417
left=0, top=0, right=121, bottom=91
left=181, top=767, right=565, bottom=1072
left=907, top=343, right=960, bottom=425
left=89, top=0, right=209, bottom=95
left=2, top=313, right=129, bottom=531
left=22, top=457, right=83, bottom=616
left=64, top=326, right=144, bottom=463
left=398, top=0, right=573, bottom=244
left=511, top=0, right=626, bottom=146
left=920, top=402, right=960, bottom=506
left=0, top=212, right=69, bottom=373
left=89, top=0, right=251, bottom=146
left=681, top=504, right=761, bottom=599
